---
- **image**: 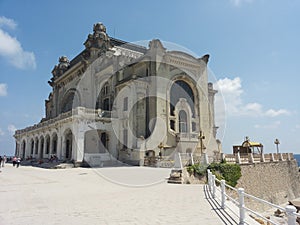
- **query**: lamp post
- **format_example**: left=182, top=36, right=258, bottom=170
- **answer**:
left=274, top=138, right=280, bottom=154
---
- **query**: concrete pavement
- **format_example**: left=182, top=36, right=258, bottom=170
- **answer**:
left=0, top=164, right=257, bottom=225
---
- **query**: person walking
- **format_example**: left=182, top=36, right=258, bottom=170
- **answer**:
left=12, top=156, right=17, bottom=167
left=0, top=156, right=2, bottom=168
left=16, top=157, right=21, bottom=168
left=2, top=155, right=6, bottom=167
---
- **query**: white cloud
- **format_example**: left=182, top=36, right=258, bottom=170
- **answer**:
left=265, top=109, right=290, bottom=117
left=254, top=121, right=281, bottom=129
left=7, top=124, right=17, bottom=134
left=0, top=128, right=4, bottom=136
left=215, top=77, right=243, bottom=115
left=0, top=83, right=7, bottom=96
left=0, top=16, right=17, bottom=30
left=0, top=16, right=36, bottom=70
left=214, top=77, right=291, bottom=118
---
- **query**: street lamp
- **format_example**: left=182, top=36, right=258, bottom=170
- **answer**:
left=274, top=138, right=280, bottom=154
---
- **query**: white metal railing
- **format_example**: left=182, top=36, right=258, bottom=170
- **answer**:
left=207, top=169, right=300, bottom=225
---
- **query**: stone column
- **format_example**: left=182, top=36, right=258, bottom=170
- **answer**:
left=33, top=140, right=37, bottom=158
left=49, top=136, right=53, bottom=156
left=73, top=121, right=85, bottom=163
left=25, top=138, right=30, bottom=159
left=43, top=139, right=46, bottom=159
left=15, top=140, right=20, bottom=157
left=56, top=135, right=62, bottom=160
left=61, top=135, right=66, bottom=160
left=38, top=139, right=42, bottom=159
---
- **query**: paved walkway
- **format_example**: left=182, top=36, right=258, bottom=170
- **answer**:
left=0, top=164, right=257, bottom=225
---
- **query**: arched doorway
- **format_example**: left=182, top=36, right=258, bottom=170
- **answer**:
left=35, top=138, right=39, bottom=156
left=52, top=133, right=58, bottom=155
left=30, top=139, right=34, bottom=156
left=40, top=137, right=44, bottom=159
left=45, top=135, right=50, bottom=155
left=65, top=130, right=73, bottom=160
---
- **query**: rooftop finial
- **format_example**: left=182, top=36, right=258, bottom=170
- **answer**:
left=93, top=22, right=106, bottom=33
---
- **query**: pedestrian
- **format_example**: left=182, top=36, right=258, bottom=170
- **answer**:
left=0, top=156, right=2, bottom=167
left=16, top=157, right=21, bottom=168
left=12, top=156, right=17, bottom=167
left=2, top=155, right=6, bottom=167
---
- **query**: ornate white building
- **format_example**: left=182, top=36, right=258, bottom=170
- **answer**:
left=14, top=22, right=221, bottom=166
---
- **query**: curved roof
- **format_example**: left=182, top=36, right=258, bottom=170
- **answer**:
left=242, top=140, right=263, bottom=147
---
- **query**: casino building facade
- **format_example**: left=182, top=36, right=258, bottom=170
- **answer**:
left=14, top=22, right=221, bottom=166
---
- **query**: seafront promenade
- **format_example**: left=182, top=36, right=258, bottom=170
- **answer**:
left=0, top=165, right=258, bottom=225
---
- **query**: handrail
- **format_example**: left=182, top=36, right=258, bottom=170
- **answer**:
left=243, top=192, right=285, bottom=211
left=207, top=169, right=299, bottom=225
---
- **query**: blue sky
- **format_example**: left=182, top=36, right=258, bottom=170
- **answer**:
left=0, top=0, right=300, bottom=156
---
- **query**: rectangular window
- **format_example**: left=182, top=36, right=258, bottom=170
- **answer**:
left=170, top=120, right=175, bottom=131
left=123, top=97, right=128, bottom=111
left=123, top=129, right=128, bottom=149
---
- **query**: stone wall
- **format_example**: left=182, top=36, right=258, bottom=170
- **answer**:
left=236, top=159, right=300, bottom=211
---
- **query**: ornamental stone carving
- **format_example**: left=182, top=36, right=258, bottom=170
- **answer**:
left=84, top=22, right=112, bottom=58
left=51, top=56, right=70, bottom=78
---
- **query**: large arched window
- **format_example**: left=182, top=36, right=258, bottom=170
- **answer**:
left=96, top=82, right=111, bottom=111
left=61, top=89, right=80, bottom=113
left=170, top=80, right=195, bottom=117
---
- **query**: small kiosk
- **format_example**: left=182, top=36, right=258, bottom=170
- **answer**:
left=233, top=137, right=263, bottom=155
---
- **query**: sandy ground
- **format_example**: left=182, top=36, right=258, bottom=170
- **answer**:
left=0, top=164, right=230, bottom=225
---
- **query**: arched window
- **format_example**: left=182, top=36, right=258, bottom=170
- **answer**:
left=170, top=80, right=195, bottom=117
left=96, top=82, right=112, bottom=111
left=179, top=110, right=188, bottom=133
left=61, top=89, right=80, bottom=113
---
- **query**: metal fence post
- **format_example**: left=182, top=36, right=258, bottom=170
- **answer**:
left=286, top=205, right=297, bottom=225
left=221, top=179, right=226, bottom=209
left=238, top=188, right=245, bottom=225
left=212, top=174, right=216, bottom=198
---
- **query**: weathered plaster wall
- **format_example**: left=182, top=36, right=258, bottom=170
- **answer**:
left=237, top=160, right=300, bottom=211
